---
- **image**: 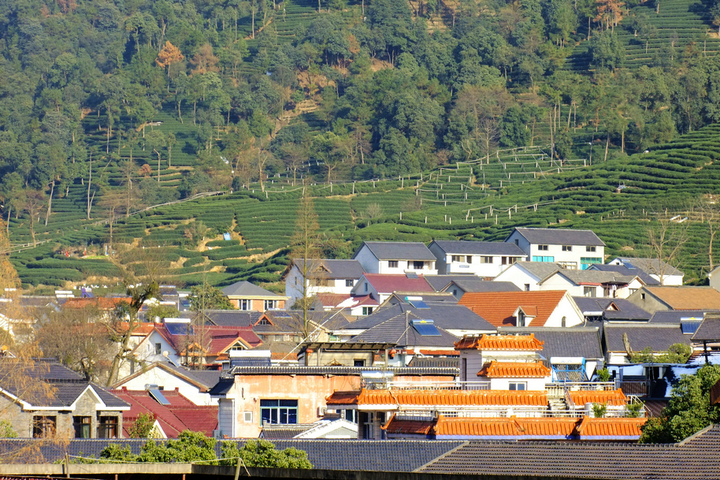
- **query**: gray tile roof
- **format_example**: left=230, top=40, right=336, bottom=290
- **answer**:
left=590, top=264, right=661, bottom=286
left=604, top=324, right=692, bottom=352
left=429, top=240, right=526, bottom=256
left=424, top=275, right=480, bottom=291
left=354, top=241, right=436, bottom=261
left=614, top=257, right=685, bottom=277
left=651, top=310, right=706, bottom=324
left=349, top=303, right=495, bottom=332
left=497, top=327, right=603, bottom=359
left=572, top=297, right=652, bottom=321
left=180, top=310, right=261, bottom=327
left=293, top=259, right=365, bottom=279
left=693, top=315, right=720, bottom=342
left=221, top=281, right=283, bottom=298
left=351, top=315, right=460, bottom=348
left=555, top=269, right=636, bottom=285
left=420, top=425, right=720, bottom=479
left=509, top=227, right=606, bottom=246
left=447, top=278, right=522, bottom=293
left=407, top=357, right=460, bottom=368
left=515, top=261, right=562, bottom=280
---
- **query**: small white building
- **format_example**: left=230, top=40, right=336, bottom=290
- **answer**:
left=505, top=227, right=605, bottom=270
left=285, top=259, right=365, bottom=308
left=493, top=262, right=561, bottom=291
left=350, top=273, right=435, bottom=304
left=427, top=240, right=526, bottom=277
left=539, top=269, right=645, bottom=299
left=608, top=257, right=684, bottom=286
left=352, top=242, right=437, bottom=275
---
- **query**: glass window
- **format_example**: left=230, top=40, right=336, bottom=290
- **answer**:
left=452, top=255, right=462, bottom=262
left=562, top=245, right=572, bottom=251
left=264, top=300, right=276, bottom=310
left=584, top=286, right=596, bottom=297
left=362, top=307, right=374, bottom=315
left=97, top=416, right=118, bottom=438
left=586, top=246, right=596, bottom=252
left=532, top=256, right=555, bottom=262
left=413, top=261, right=424, bottom=269
left=345, top=279, right=354, bottom=287
left=154, top=343, right=162, bottom=355
left=580, top=257, right=603, bottom=270
left=538, top=245, right=549, bottom=251
left=240, top=299, right=250, bottom=310
left=481, top=256, right=493, bottom=264
left=33, top=416, right=56, bottom=438
left=260, top=399, right=298, bottom=425
left=509, top=382, right=527, bottom=391
left=388, top=260, right=398, bottom=268
left=466, top=255, right=472, bottom=263
left=73, top=416, right=91, bottom=438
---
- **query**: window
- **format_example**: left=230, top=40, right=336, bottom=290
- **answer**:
left=354, top=359, right=366, bottom=367
left=452, top=255, right=462, bottom=262
left=586, top=246, right=596, bottom=252
left=481, top=256, right=493, bottom=264
left=532, top=256, right=555, bottom=262
left=629, top=288, right=638, bottom=295
left=260, top=400, right=298, bottom=425
left=517, top=311, right=526, bottom=327
left=561, top=316, right=567, bottom=328
left=509, top=382, right=527, bottom=391
left=345, top=279, right=354, bottom=287
left=240, top=299, right=250, bottom=310
left=364, top=283, right=368, bottom=293
left=641, top=293, right=646, bottom=300
left=73, top=416, right=91, bottom=439
left=558, top=261, right=577, bottom=269
left=264, top=300, right=277, bottom=310
left=412, top=261, right=424, bottom=269
left=244, top=411, right=253, bottom=423
left=562, top=245, right=572, bottom=251
left=524, top=284, right=531, bottom=292
left=97, top=416, right=118, bottom=438
left=538, top=245, right=549, bottom=251
left=362, top=307, right=374, bottom=315
left=154, top=343, right=162, bottom=355
left=580, top=257, right=603, bottom=270
left=388, top=260, right=399, bottom=268
left=584, top=287, right=596, bottom=297
left=342, top=409, right=358, bottom=423
left=515, top=239, right=519, bottom=246
left=33, top=416, right=56, bottom=438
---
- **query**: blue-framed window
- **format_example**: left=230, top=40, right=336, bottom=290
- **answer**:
left=532, top=256, right=554, bottom=262
left=260, top=400, right=298, bottom=424
left=581, top=257, right=603, bottom=270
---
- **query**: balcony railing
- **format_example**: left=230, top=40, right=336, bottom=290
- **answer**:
left=368, top=381, right=491, bottom=391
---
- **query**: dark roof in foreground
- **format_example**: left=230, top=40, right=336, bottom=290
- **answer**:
left=420, top=424, right=720, bottom=479
left=6, top=424, right=720, bottom=478
left=604, top=324, right=692, bottom=352
left=694, top=315, right=720, bottom=342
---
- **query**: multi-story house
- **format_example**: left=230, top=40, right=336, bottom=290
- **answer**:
left=428, top=240, right=526, bottom=277
left=285, top=259, right=366, bottom=308
left=505, top=227, right=605, bottom=270
left=352, top=242, right=438, bottom=275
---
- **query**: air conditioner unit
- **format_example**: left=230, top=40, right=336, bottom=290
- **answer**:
left=317, top=406, right=327, bottom=417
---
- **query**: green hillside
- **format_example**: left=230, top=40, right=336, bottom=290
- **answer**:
left=8, top=122, right=720, bottom=290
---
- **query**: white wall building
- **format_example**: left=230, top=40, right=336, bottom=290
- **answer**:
left=352, top=242, right=438, bottom=275
left=285, top=259, right=365, bottom=307
left=493, top=262, right=561, bottom=291
left=428, top=240, right=526, bottom=277
left=505, top=227, right=605, bottom=270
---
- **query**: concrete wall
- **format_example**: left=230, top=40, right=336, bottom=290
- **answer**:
left=626, top=289, right=670, bottom=313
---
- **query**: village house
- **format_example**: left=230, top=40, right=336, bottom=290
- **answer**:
left=284, top=259, right=365, bottom=308
left=0, top=359, right=129, bottom=439
left=352, top=241, right=438, bottom=275
left=458, top=291, right=585, bottom=328
left=209, top=362, right=456, bottom=438
left=505, top=227, right=605, bottom=270
left=221, top=281, right=288, bottom=311
left=539, top=269, right=646, bottom=299
left=608, top=257, right=684, bottom=286
left=493, top=261, right=561, bottom=291
left=427, top=240, right=526, bottom=277
left=350, top=273, right=435, bottom=304
left=626, top=286, right=720, bottom=313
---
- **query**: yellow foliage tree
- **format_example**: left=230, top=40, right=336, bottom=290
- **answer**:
left=155, top=41, right=184, bottom=73
left=0, top=218, right=19, bottom=292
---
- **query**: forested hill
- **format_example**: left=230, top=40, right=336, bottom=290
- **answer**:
left=3, top=0, right=720, bottom=290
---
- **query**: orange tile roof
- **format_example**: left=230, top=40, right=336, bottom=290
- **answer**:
left=382, top=414, right=435, bottom=435
left=63, top=297, right=130, bottom=310
left=478, top=361, right=551, bottom=378
left=357, top=389, right=548, bottom=406
left=433, top=416, right=578, bottom=438
left=454, top=333, right=544, bottom=351
left=575, top=417, right=646, bottom=438
left=458, top=291, right=567, bottom=327
left=569, top=389, right=627, bottom=406
left=326, top=391, right=361, bottom=405
left=644, top=286, right=720, bottom=310
left=418, top=349, right=460, bottom=356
